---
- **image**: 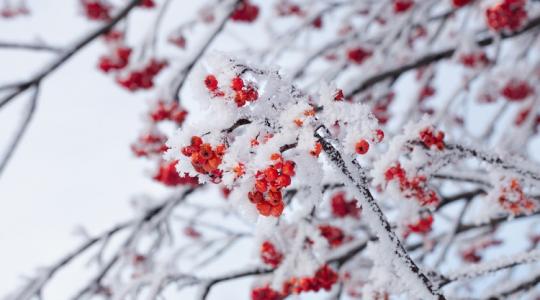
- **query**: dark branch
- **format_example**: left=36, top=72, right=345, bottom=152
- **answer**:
left=0, top=0, right=141, bottom=110
left=347, top=15, right=540, bottom=97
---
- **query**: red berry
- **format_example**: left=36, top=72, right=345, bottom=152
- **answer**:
left=275, top=175, right=291, bottom=188
left=204, top=74, right=219, bottom=91
left=452, top=0, right=472, bottom=7
left=393, top=0, right=414, bottom=13
left=347, top=47, right=372, bottom=64
left=260, top=241, right=283, bottom=267
left=231, top=0, right=259, bottom=23
left=231, top=77, right=244, bottom=91
left=501, top=80, right=533, bottom=101
left=355, top=139, right=370, bottom=155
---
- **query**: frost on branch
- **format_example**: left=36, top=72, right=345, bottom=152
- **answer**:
left=166, top=54, right=381, bottom=221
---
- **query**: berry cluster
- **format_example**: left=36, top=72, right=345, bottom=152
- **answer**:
left=419, top=127, right=445, bottom=150
left=98, top=46, right=132, bottom=73
left=459, top=51, right=490, bottom=69
left=282, top=265, right=339, bottom=294
left=385, top=163, right=439, bottom=206
left=204, top=75, right=259, bottom=107
left=452, top=0, right=472, bottom=7
left=230, top=76, right=259, bottom=106
left=498, top=179, right=536, bottom=215
left=485, top=0, right=527, bottom=32
left=330, top=192, right=360, bottom=218
left=138, top=0, right=155, bottom=8
left=346, top=47, right=372, bottom=65
left=153, top=160, right=199, bottom=187
left=81, top=0, right=111, bottom=21
left=251, top=286, right=283, bottom=300
left=149, top=101, right=188, bottom=125
left=116, top=59, right=168, bottom=91
left=248, top=154, right=295, bottom=217
left=319, top=225, right=345, bottom=248
left=260, top=241, right=283, bottom=267
left=0, top=3, right=29, bottom=18
left=181, top=136, right=225, bottom=183
left=393, top=0, right=414, bottom=13
left=405, top=213, right=433, bottom=236
left=231, top=0, right=259, bottom=23
left=251, top=264, right=339, bottom=300
left=501, top=79, right=533, bottom=102
left=131, top=130, right=168, bottom=157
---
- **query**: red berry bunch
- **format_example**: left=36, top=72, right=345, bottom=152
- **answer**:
left=116, top=59, right=168, bottom=91
left=138, top=0, right=155, bottom=8
left=459, top=51, right=490, bottom=69
left=181, top=136, right=225, bottom=183
left=149, top=101, right=188, bottom=125
left=393, top=0, right=414, bottom=13
left=98, top=47, right=132, bottom=73
left=81, top=0, right=111, bottom=21
left=330, top=192, right=360, bottom=218
left=231, top=76, right=259, bottom=107
left=346, top=47, right=372, bottom=65
left=319, top=225, right=345, bottom=248
left=501, top=79, right=533, bottom=101
left=153, top=160, right=199, bottom=187
left=248, top=154, right=295, bottom=217
left=419, top=127, right=445, bottom=150
left=231, top=0, right=259, bottom=23
left=498, top=179, right=536, bottom=215
left=252, top=265, right=338, bottom=300
left=452, top=0, right=472, bottom=7
left=204, top=75, right=259, bottom=106
left=282, top=265, right=339, bottom=294
left=405, top=213, right=433, bottom=236
left=385, top=163, right=440, bottom=206
left=260, top=241, right=283, bottom=267
left=485, top=0, right=527, bottom=32
left=0, top=3, right=29, bottom=18
left=251, top=286, right=283, bottom=300
left=131, top=131, right=168, bottom=157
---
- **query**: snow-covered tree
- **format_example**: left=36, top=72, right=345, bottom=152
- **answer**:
left=3, top=0, right=540, bottom=299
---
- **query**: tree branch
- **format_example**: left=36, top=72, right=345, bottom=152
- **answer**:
left=347, top=15, right=540, bottom=97
left=0, top=0, right=141, bottom=110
